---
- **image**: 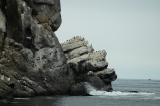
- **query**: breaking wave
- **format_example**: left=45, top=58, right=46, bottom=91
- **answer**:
left=85, top=82, right=155, bottom=96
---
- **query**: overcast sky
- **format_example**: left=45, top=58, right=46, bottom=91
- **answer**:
left=56, top=0, right=160, bottom=80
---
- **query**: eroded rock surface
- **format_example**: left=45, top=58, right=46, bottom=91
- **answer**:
left=0, top=0, right=117, bottom=98
left=61, top=36, right=117, bottom=95
left=0, top=0, right=73, bottom=98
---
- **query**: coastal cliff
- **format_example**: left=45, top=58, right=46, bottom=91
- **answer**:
left=0, top=0, right=117, bottom=98
left=0, top=0, right=74, bottom=98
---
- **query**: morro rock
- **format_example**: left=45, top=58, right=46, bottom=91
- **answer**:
left=0, top=0, right=117, bottom=98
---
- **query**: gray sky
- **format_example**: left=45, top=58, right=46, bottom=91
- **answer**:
left=56, top=0, right=160, bottom=80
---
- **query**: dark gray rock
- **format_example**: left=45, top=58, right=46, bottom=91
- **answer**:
left=86, top=75, right=106, bottom=90
left=31, top=0, right=61, bottom=31
left=0, top=0, right=73, bottom=98
left=33, top=0, right=55, bottom=5
left=0, top=0, right=117, bottom=98
left=0, top=9, right=6, bottom=50
left=95, top=68, right=117, bottom=83
left=61, top=36, right=117, bottom=94
left=0, top=9, right=6, bottom=33
left=70, top=82, right=88, bottom=96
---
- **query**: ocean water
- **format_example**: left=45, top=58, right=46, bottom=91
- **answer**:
left=1, top=79, right=160, bottom=106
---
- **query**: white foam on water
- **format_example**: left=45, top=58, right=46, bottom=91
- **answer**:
left=14, top=98, right=31, bottom=100
left=89, top=90, right=155, bottom=96
left=85, top=82, right=155, bottom=96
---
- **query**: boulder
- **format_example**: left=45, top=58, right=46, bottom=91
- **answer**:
left=95, top=68, right=117, bottom=82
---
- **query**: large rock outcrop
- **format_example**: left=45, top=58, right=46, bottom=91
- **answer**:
left=0, top=0, right=117, bottom=98
left=0, top=0, right=74, bottom=98
left=61, top=36, right=117, bottom=95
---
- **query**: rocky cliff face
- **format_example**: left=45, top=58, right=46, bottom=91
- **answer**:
left=61, top=36, right=117, bottom=95
left=0, top=0, right=117, bottom=98
left=0, top=0, right=74, bottom=98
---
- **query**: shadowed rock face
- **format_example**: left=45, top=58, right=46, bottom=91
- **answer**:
left=0, top=0, right=74, bottom=98
left=0, top=0, right=117, bottom=98
left=5, top=0, right=61, bottom=47
left=61, top=36, right=117, bottom=95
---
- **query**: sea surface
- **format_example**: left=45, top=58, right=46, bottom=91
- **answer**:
left=1, top=79, right=160, bottom=106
